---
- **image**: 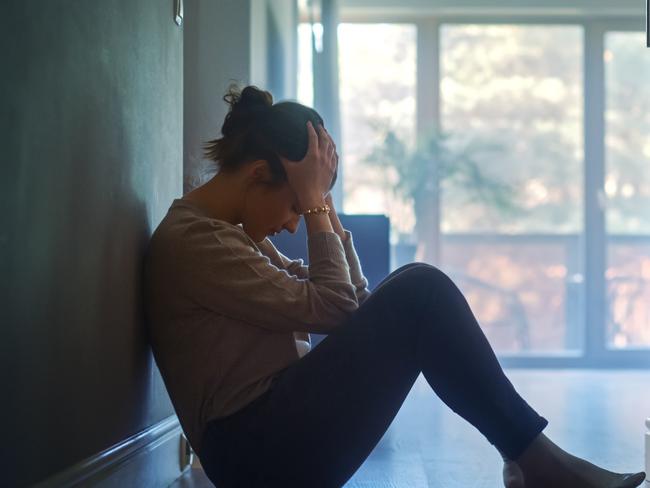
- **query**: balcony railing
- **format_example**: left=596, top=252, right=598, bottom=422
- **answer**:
left=392, top=233, right=650, bottom=355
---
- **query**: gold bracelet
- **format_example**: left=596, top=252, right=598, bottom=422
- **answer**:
left=300, top=204, right=330, bottom=216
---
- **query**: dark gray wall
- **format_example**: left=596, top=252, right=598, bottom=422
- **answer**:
left=183, top=0, right=253, bottom=193
left=183, top=0, right=299, bottom=193
left=2, top=1, right=181, bottom=486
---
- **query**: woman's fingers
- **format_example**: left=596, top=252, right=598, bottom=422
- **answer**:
left=317, top=125, right=335, bottom=157
left=326, top=140, right=335, bottom=159
left=319, top=125, right=335, bottom=154
left=309, top=122, right=337, bottom=174
left=322, top=126, right=337, bottom=151
left=305, top=121, right=319, bottom=157
left=318, top=126, right=338, bottom=174
left=316, top=123, right=327, bottom=144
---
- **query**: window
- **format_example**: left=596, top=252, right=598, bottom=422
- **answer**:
left=297, top=16, right=650, bottom=366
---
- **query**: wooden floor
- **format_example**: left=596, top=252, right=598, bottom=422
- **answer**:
left=170, top=369, right=650, bottom=487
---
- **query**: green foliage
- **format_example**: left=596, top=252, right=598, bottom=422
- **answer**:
left=363, top=122, right=521, bottom=216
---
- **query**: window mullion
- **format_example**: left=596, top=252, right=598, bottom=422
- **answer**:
left=583, top=22, right=607, bottom=363
left=416, top=19, right=441, bottom=266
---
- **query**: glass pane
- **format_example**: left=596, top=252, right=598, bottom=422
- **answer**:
left=337, top=23, right=417, bottom=236
left=440, top=25, right=584, bottom=353
left=297, top=23, right=314, bottom=107
left=298, top=22, right=417, bottom=255
left=604, top=32, right=650, bottom=349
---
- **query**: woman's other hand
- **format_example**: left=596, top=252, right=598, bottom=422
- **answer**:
left=323, top=192, right=348, bottom=243
left=324, top=192, right=334, bottom=210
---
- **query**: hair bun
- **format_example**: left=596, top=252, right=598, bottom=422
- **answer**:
left=239, top=85, right=273, bottom=109
left=221, top=84, right=273, bottom=136
left=224, top=84, right=273, bottom=112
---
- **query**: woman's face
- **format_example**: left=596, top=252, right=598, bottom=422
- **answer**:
left=242, top=180, right=302, bottom=244
left=240, top=158, right=337, bottom=243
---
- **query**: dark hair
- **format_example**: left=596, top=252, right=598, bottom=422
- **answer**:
left=203, top=84, right=337, bottom=190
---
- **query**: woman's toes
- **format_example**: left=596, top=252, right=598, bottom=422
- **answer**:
left=615, top=471, right=646, bottom=488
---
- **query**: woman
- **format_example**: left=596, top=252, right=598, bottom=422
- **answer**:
left=143, top=85, right=646, bottom=488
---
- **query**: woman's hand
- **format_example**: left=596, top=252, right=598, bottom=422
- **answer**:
left=280, top=121, right=337, bottom=206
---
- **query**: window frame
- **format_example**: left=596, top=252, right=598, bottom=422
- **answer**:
left=331, top=12, right=649, bottom=368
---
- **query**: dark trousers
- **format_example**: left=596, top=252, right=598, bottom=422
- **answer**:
left=199, top=263, right=548, bottom=488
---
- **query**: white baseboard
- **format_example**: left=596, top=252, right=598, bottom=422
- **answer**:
left=33, top=416, right=188, bottom=487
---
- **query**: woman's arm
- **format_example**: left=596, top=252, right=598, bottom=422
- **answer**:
left=324, top=193, right=348, bottom=243
left=324, top=193, right=372, bottom=305
left=181, top=223, right=358, bottom=334
left=273, top=192, right=371, bottom=304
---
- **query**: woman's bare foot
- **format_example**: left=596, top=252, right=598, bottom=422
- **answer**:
left=503, top=459, right=525, bottom=488
left=515, top=433, right=646, bottom=488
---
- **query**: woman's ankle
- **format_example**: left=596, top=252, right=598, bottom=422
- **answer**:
left=515, top=433, right=565, bottom=473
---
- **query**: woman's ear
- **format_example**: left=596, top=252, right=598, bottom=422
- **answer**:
left=247, top=159, right=273, bottom=185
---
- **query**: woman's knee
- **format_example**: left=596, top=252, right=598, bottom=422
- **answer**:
left=375, top=262, right=455, bottom=303
left=378, top=262, right=433, bottom=285
left=394, top=262, right=451, bottom=285
left=398, top=262, right=431, bottom=272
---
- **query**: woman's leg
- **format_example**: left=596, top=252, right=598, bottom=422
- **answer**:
left=199, top=264, right=643, bottom=488
left=200, top=263, right=547, bottom=487
left=362, top=263, right=549, bottom=460
left=369, top=260, right=426, bottom=291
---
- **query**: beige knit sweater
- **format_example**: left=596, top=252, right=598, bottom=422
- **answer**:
left=143, top=198, right=371, bottom=454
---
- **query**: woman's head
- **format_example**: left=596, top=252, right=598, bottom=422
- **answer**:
left=203, top=84, right=337, bottom=191
left=200, top=85, right=337, bottom=243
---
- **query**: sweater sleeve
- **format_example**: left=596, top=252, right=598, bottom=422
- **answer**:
left=273, top=229, right=372, bottom=306
left=180, top=222, right=359, bottom=334
left=341, top=229, right=373, bottom=306
left=274, top=250, right=309, bottom=280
